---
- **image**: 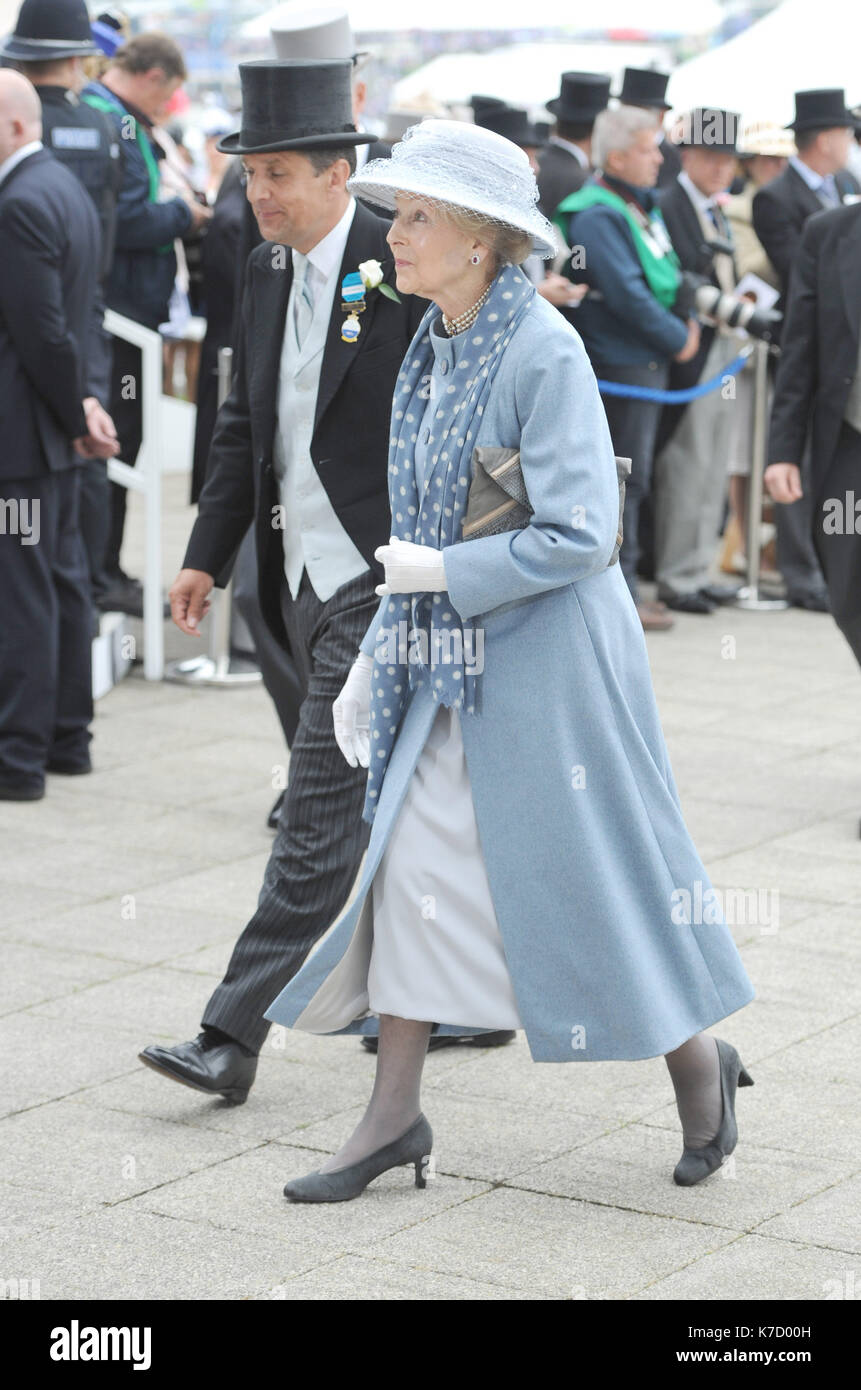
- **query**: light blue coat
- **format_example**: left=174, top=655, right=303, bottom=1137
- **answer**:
left=264, top=293, right=755, bottom=1061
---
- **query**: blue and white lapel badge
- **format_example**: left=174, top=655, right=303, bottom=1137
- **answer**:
left=341, top=272, right=366, bottom=343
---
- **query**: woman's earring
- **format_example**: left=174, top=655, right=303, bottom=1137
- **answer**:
left=470, top=253, right=481, bottom=265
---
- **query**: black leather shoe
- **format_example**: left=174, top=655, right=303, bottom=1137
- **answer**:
left=0, top=777, right=44, bottom=801
left=663, top=592, right=715, bottom=614
left=361, top=1029, right=515, bottom=1055
left=46, top=757, right=92, bottom=775
left=699, top=583, right=742, bottom=605
left=139, top=1032, right=257, bottom=1104
left=787, top=589, right=830, bottom=613
left=267, top=791, right=285, bottom=830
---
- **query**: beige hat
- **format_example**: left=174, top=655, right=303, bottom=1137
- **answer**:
left=736, top=118, right=795, bottom=158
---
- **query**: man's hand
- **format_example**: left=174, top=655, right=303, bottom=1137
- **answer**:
left=673, top=318, right=701, bottom=363
left=538, top=274, right=588, bottom=308
left=765, top=463, right=803, bottom=504
left=73, top=397, right=120, bottom=459
left=169, top=568, right=214, bottom=635
left=183, top=194, right=213, bottom=232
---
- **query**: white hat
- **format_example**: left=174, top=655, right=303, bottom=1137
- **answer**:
left=270, top=5, right=369, bottom=70
left=736, top=118, right=795, bottom=158
left=347, top=118, right=557, bottom=258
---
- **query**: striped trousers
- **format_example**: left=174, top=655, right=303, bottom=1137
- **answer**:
left=201, top=566, right=378, bottom=1052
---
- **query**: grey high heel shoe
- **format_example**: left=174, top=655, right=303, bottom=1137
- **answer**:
left=673, top=1037, right=754, bottom=1186
left=283, top=1113, right=433, bottom=1203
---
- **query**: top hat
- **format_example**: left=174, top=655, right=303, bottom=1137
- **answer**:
left=0, top=0, right=100, bottom=60
left=470, top=93, right=507, bottom=119
left=617, top=67, right=671, bottom=112
left=217, top=59, right=378, bottom=156
left=546, top=71, right=611, bottom=124
left=270, top=6, right=368, bottom=70
left=474, top=103, right=547, bottom=149
left=675, top=107, right=741, bottom=155
left=790, top=88, right=855, bottom=132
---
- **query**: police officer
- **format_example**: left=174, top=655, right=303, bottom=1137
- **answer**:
left=1, top=0, right=120, bottom=612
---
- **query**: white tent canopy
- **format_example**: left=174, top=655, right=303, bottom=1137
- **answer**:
left=667, top=0, right=860, bottom=124
left=392, top=41, right=674, bottom=112
left=239, top=1, right=722, bottom=40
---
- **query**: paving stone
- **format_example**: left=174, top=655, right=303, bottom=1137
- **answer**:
left=633, top=1232, right=857, bottom=1300
left=359, top=1186, right=740, bottom=1299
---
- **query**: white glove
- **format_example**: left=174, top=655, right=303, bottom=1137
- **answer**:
left=374, top=536, right=448, bottom=596
left=333, top=652, right=374, bottom=768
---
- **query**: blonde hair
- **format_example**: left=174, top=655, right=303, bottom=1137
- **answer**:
left=444, top=205, right=533, bottom=272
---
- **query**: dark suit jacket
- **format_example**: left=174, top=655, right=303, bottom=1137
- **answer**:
left=191, top=160, right=246, bottom=503
left=0, top=147, right=102, bottom=481
left=752, top=162, right=860, bottom=301
left=655, top=137, right=682, bottom=192
left=658, top=176, right=737, bottom=428
left=768, top=202, right=861, bottom=501
left=537, top=141, right=589, bottom=219
left=184, top=199, right=426, bottom=646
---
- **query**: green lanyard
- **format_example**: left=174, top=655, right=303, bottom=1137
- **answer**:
left=83, top=92, right=172, bottom=253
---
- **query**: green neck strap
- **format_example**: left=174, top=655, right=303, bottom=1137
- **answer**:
left=555, top=183, right=681, bottom=308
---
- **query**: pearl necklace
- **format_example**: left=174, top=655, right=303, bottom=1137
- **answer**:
left=441, top=284, right=491, bottom=336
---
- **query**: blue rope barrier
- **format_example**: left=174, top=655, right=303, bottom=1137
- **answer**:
left=597, top=349, right=752, bottom=404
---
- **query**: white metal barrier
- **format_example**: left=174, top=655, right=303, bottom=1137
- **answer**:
left=103, top=308, right=164, bottom=680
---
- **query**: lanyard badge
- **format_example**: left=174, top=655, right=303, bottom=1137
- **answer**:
left=341, top=272, right=366, bottom=342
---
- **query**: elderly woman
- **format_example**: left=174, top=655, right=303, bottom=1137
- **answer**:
left=265, top=120, right=755, bottom=1202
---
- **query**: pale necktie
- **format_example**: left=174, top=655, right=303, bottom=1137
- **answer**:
left=293, top=255, right=315, bottom=348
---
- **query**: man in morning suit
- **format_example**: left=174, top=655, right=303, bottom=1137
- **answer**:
left=139, top=59, right=513, bottom=1103
left=536, top=71, right=610, bottom=221
left=752, top=88, right=860, bottom=612
left=652, top=109, right=746, bottom=614
left=0, top=68, right=118, bottom=800
left=766, top=201, right=861, bottom=667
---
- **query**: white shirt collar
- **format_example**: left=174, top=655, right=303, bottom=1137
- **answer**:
left=678, top=169, right=718, bottom=215
left=0, top=140, right=43, bottom=188
left=789, top=154, right=829, bottom=191
left=550, top=135, right=589, bottom=169
left=292, top=197, right=357, bottom=286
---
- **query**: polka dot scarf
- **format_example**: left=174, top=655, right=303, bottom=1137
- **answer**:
left=363, top=263, right=535, bottom=824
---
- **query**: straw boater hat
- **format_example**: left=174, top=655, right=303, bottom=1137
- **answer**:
left=347, top=118, right=557, bottom=258
left=736, top=118, right=795, bottom=159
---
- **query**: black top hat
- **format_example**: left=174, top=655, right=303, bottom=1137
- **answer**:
left=470, top=93, right=507, bottom=118
left=675, top=107, right=741, bottom=155
left=474, top=104, right=547, bottom=149
left=0, top=0, right=100, bottom=60
left=618, top=67, right=671, bottom=112
left=217, top=59, right=378, bottom=156
left=546, top=71, right=611, bottom=124
left=790, top=88, right=855, bottom=132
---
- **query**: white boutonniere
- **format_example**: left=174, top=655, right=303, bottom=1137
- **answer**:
left=359, top=258, right=401, bottom=302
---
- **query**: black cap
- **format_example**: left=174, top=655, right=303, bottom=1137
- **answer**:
left=546, top=71, right=611, bottom=124
left=218, top=59, right=378, bottom=156
left=474, top=104, right=547, bottom=149
left=790, top=88, right=855, bottom=132
left=618, top=67, right=671, bottom=112
left=0, top=0, right=100, bottom=61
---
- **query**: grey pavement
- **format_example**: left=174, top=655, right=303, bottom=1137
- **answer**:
left=1, top=474, right=860, bottom=1301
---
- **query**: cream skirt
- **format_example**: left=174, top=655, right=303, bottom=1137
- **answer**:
left=367, top=700, right=523, bottom=1029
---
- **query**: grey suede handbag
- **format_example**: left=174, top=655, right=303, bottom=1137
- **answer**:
left=462, top=445, right=631, bottom=567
